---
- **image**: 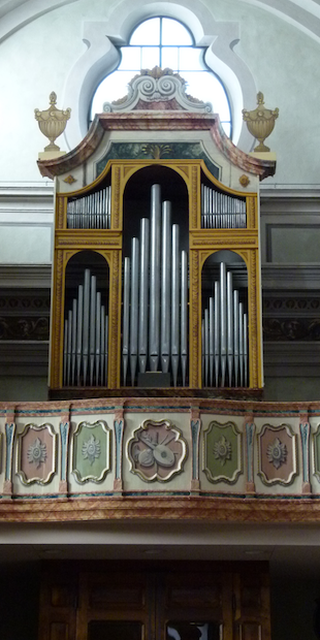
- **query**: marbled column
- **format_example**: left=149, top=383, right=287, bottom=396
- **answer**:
left=114, top=405, right=125, bottom=492
left=300, top=413, right=311, bottom=494
left=245, top=417, right=256, bottom=493
left=59, top=411, right=71, bottom=494
left=4, top=412, right=16, bottom=495
left=190, top=408, right=201, bottom=492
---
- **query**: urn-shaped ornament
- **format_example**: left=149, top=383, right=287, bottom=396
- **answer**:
left=35, top=92, right=71, bottom=152
left=242, top=92, right=279, bottom=152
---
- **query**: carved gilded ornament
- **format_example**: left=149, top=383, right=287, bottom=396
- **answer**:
left=63, top=175, right=77, bottom=185
left=239, top=175, right=250, bottom=188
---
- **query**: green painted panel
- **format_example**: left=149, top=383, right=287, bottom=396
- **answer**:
left=205, top=422, right=240, bottom=482
left=96, top=142, right=220, bottom=179
left=73, top=422, right=109, bottom=482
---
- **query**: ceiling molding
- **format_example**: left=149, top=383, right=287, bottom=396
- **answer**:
left=1, top=0, right=320, bottom=45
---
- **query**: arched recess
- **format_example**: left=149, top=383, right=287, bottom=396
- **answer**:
left=64, top=250, right=110, bottom=388
left=62, top=0, right=257, bottom=152
left=201, top=249, right=248, bottom=389
left=121, top=165, right=189, bottom=388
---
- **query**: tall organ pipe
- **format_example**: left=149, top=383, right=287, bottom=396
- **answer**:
left=100, top=305, right=105, bottom=385
left=130, top=238, right=139, bottom=385
left=149, top=184, right=161, bottom=371
left=76, top=284, right=83, bottom=386
left=209, top=296, right=214, bottom=387
left=220, top=262, right=227, bottom=387
left=161, top=202, right=171, bottom=374
left=233, top=289, right=239, bottom=387
left=227, top=271, right=233, bottom=387
left=239, top=302, right=244, bottom=387
left=139, top=219, right=149, bottom=374
left=214, top=281, right=220, bottom=387
left=71, top=298, right=77, bottom=386
left=122, top=257, right=130, bottom=386
left=89, top=274, right=97, bottom=386
left=82, top=269, right=90, bottom=386
left=95, top=291, right=101, bottom=386
left=171, top=224, right=180, bottom=387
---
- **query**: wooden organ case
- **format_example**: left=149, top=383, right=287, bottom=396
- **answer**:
left=38, top=69, right=276, bottom=398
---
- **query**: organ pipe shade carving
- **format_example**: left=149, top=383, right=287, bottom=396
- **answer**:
left=122, top=184, right=189, bottom=387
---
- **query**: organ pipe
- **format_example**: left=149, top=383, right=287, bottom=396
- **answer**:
left=161, top=202, right=171, bottom=374
left=67, top=185, right=112, bottom=229
left=202, top=262, right=248, bottom=388
left=139, top=218, right=149, bottom=374
left=201, top=183, right=246, bottom=229
left=149, top=184, right=161, bottom=372
left=122, top=184, right=189, bottom=387
left=130, top=237, right=139, bottom=385
left=171, top=224, right=180, bottom=387
left=63, top=269, right=109, bottom=387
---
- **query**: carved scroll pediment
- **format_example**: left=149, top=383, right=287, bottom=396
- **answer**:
left=103, top=67, right=212, bottom=114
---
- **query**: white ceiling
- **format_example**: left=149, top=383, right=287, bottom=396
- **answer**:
left=0, top=520, right=319, bottom=576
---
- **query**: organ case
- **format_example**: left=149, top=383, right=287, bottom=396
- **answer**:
left=39, top=69, right=276, bottom=397
left=49, top=158, right=262, bottom=395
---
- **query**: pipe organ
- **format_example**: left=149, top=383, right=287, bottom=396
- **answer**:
left=40, top=70, right=272, bottom=400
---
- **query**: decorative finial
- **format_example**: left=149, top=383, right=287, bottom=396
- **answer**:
left=35, top=92, right=71, bottom=152
left=242, top=93, right=279, bottom=152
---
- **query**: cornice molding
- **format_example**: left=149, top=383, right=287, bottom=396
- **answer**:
left=261, top=264, right=320, bottom=290
left=0, top=265, right=51, bottom=288
left=0, top=494, right=320, bottom=524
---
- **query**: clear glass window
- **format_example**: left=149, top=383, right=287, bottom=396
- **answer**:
left=90, top=17, right=232, bottom=137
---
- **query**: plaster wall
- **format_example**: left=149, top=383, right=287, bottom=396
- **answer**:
left=0, top=0, right=318, bottom=186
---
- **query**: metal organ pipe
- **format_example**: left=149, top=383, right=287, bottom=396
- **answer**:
left=161, top=202, right=171, bottom=374
left=63, top=269, right=109, bottom=387
left=201, top=183, right=246, bottom=229
left=171, top=224, right=180, bottom=387
left=122, top=184, right=189, bottom=387
left=149, top=184, right=161, bottom=372
left=202, top=262, right=248, bottom=388
left=130, top=237, right=139, bottom=385
left=139, top=218, right=149, bottom=374
left=67, top=185, right=112, bottom=229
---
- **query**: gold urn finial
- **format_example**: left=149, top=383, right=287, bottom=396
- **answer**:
left=35, top=92, right=71, bottom=152
left=242, top=92, right=279, bottom=152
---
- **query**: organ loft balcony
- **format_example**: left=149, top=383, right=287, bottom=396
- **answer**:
left=6, top=71, right=316, bottom=525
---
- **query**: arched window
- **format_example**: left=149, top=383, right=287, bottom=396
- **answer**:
left=90, top=17, right=232, bottom=138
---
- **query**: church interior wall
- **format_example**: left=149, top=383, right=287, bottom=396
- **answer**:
left=1, top=2, right=320, bottom=638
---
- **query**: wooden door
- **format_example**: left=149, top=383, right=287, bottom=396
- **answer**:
left=38, top=562, right=271, bottom=640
